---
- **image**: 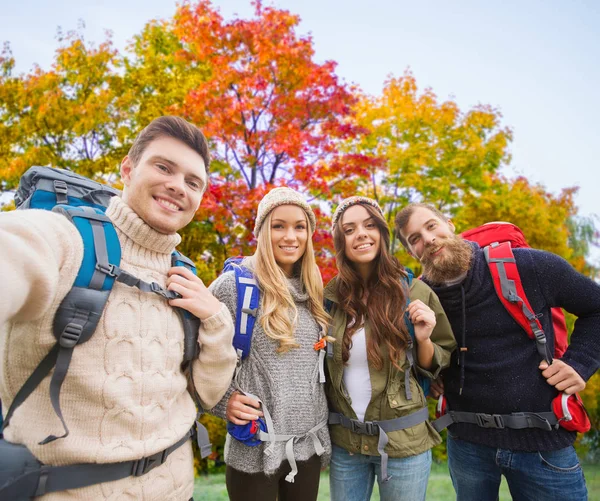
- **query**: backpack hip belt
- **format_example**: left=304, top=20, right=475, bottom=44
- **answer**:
left=431, top=409, right=558, bottom=433
left=328, top=407, right=429, bottom=482
left=0, top=429, right=193, bottom=501
left=242, top=392, right=328, bottom=484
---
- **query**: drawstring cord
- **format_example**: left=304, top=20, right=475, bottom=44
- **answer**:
left=459, top=285, right=467, bottom=395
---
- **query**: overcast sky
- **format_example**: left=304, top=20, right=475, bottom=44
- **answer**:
left=2, top=0, right=598, bottom=259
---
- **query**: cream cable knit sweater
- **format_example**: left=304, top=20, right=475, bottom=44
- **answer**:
left=0, top=196, right=237, bottom=500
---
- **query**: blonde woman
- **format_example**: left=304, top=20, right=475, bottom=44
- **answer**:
left=209, top=187, right=331, bottom=501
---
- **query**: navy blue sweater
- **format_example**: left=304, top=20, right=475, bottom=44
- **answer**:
left=424, top=242, right=600, bottom=452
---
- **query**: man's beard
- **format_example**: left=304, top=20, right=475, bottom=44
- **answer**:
left=421, top=235, right=473, bottom=285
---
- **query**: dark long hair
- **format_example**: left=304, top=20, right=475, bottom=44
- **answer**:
left=334, top=203, right=410, bottom=370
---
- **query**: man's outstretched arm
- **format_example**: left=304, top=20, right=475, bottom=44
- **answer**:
left=0, top=210, right=83, bottom=325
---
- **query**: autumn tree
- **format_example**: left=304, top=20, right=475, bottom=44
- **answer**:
left=0, top=30, right=129, bottom=188
left=351, top=73, right=512, bottom=237
left=170, top=0, right=377, bottom=278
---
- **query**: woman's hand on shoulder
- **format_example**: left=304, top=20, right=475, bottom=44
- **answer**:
left=226, top=391, right=264, bottom=425
left=407, top=299, right=437, bottom=343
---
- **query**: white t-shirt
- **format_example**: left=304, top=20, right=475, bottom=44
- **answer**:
left=342, top=326, right=372, bottom=422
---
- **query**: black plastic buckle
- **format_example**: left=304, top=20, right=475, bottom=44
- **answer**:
left=131, top=449, right=169, bottom=477
left=95, top=263, right=116, bottom=277
left=475, top=413, right=505, bottom=429
left=519, top=413, right=553, bottom=432
left=150, top=282, right=181, bottom=300
left=350, top=420, right=378, bottom=435
left=59, top=322, right=83, bottom=348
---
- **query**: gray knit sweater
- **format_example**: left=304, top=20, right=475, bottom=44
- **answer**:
left=209, top=271, right=331, bottom=475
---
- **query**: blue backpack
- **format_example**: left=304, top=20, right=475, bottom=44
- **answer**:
left=220, top=257, right=267, bottom=445
left=0, top=166, right=211, bottom=500
left=222, top=257, right=261, bottom=361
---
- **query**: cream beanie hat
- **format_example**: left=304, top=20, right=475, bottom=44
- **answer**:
left=254, top=187, right=317, bottom=236
left=331, top=196, right=384, bottom=231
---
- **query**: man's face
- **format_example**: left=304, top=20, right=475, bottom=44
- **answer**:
left=400, top=207, right=456, bottom=261
left=120, top=136, right=207, bottom=234
left=400, top=207, right=472, bottom=283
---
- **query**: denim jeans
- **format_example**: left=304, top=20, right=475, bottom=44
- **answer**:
left=447, top=435, right=588, bottom=501
left=329, top=444, right=431, bottom=501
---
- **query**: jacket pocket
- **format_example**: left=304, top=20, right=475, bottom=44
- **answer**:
left=386, top=373, right=425, bottom=413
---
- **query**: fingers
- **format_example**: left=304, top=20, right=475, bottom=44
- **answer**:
left=429, top=377, right=444, bottom=398
left=168, top=266, right=198, bottom=280
left=167, top=268, right=205, bottom=288
left=430, top=378, right=444, bottom=393
left=540, top=360, right=586, bottom=394
left=429, top=387, right=442, bottom=398
left=407, top=301, right=436, bottom=325
left=562, top=382, right=586, bottom=395
left=226, top=392, right=264, bottom=425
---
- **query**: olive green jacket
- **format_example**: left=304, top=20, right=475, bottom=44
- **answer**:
left=324, top=276, right=456, bottom=458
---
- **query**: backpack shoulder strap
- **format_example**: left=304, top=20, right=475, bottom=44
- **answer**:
left=401, top=270, right=431, bottom=398
left=2, top=205, right=121, bottom=443
left=171, top=250, right=201, bottom=363
left=484, top=242, right=552, bottom=363
left=323, top=299, right=335, bottom=359
left=231, top=265, right=260, bottom=360
left=170, top=251, right=212, bottom=457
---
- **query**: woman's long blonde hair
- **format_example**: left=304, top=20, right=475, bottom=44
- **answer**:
left=244, top=211, right=330, bottom=353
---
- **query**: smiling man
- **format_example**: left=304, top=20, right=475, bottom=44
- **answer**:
left=0, top=116, right=237, bottom=500
left=395, top=203, right=600, bottom=501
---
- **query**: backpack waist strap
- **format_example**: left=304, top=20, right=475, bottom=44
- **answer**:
left=431, top=410, right=558, bottom=433
left=0, top=430, right=192, bottom=501
left=233, top=391, right=328, bottom=484
left=328, top=407, right=429, bottom=483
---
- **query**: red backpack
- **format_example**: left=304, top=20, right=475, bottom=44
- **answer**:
left=432, top=222, right=590, bottom=434
left=462, top=222, right=567, bottom=357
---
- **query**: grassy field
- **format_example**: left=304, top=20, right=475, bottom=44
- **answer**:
left=194, top=461, right=600, bottom=500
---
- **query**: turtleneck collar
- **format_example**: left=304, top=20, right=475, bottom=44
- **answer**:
left=106, top=196, right=181, bottom=255
left=287, top=276, right=309, bottom=303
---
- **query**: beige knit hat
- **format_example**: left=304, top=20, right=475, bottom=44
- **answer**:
left=254, top=187, right=317, bottom=236
left=331, top=196, right=384, bottom=231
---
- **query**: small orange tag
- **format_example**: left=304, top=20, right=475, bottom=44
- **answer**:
left=314, top=338, right=327, bottom=351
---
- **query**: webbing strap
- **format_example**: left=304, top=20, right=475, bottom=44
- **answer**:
left=108, top=266, right=180, bottom=300
left=86, top=208, right=111, bottom=290
left=1, top=345, right=59, bottom=433
left=39, top=345, right=77, bottom=444
left=0, top=430, right=193, bottom=499
left=484, top=243, right=552, bottom=364
left=53, top=180, right=68, bottom=204
left=232, top=268, right=259, bottom=359
left=431, top=410, right=558, bottom=433
left=241, top=391, right=327, bottom=483
left=239, top=277, right=258, bottom=335
left=404, top=342, right=414, bottom=401
left=317, top=347, right=326, bottom=383
left=257, top=420, right=328, bottom=483
left=329, top=407, right=429, bottom=482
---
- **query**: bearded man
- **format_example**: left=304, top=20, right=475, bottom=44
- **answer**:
left=395, top=203, right=600, bottom=501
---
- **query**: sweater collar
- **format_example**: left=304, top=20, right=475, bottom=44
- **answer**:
left=287, top=276, right=310, bottom=303
left=105, top=196, right=181, bottom=255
